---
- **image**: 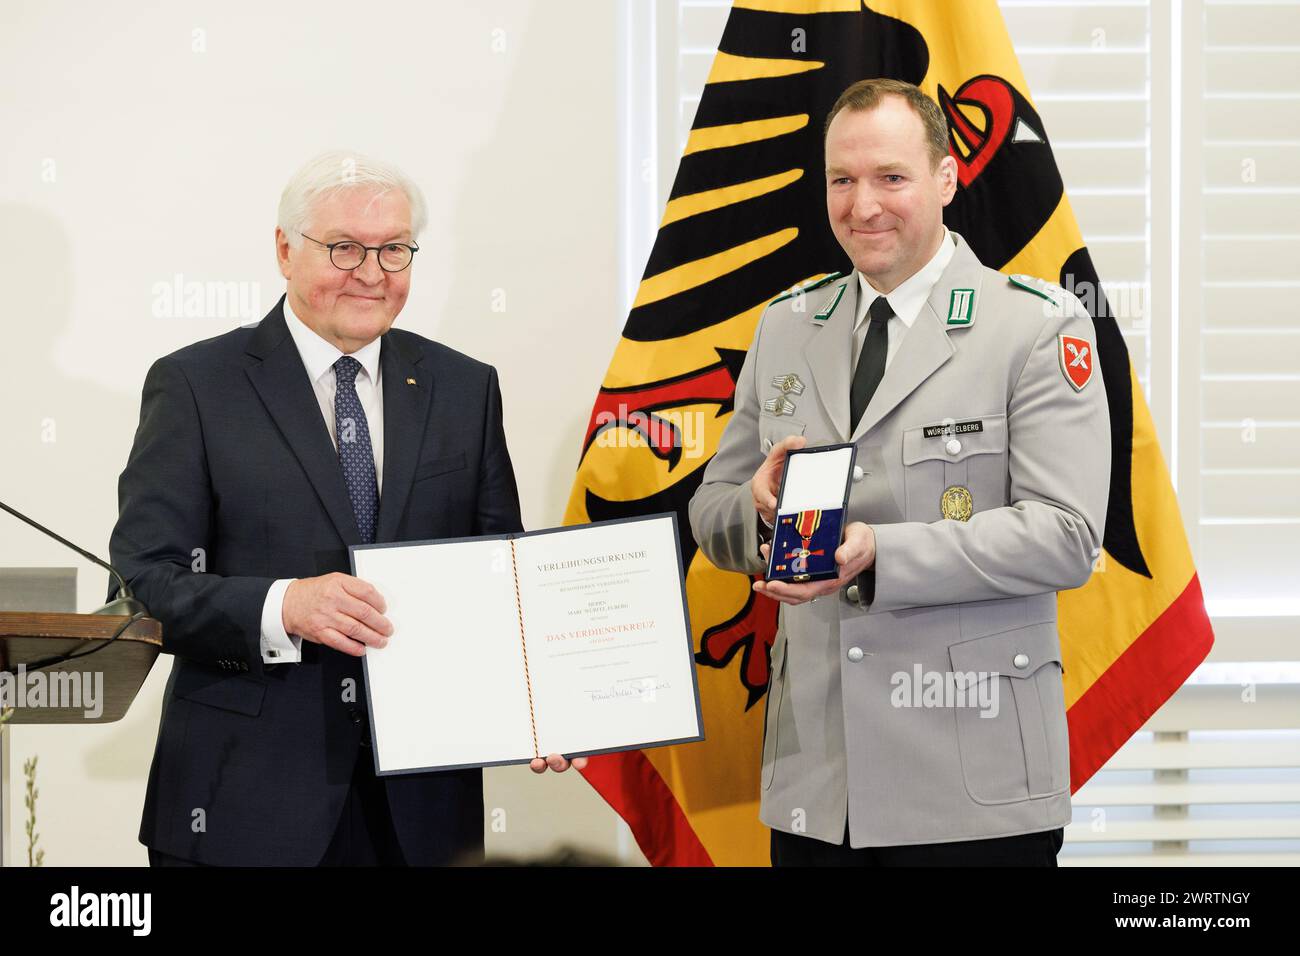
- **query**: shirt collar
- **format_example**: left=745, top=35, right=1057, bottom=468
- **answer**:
left=855, top=226, right=956, bottom=331
left=282, top=295, right=383, bottom=386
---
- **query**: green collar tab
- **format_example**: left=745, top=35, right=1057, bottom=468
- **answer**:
left=947, top=288, right=975, bottom=326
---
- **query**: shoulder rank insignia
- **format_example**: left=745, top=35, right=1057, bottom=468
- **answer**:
left=812, top=282, right=846, bottom=322
left=1007, top=273, right=1064, bottom=309
left=1058, top=334, right=1095, bottom=391
left=769, top=271, right=845, bottom=307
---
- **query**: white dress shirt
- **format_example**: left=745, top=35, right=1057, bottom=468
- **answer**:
left=259, top=297, right=385, bottom=664
left=852, top=226, right=956, bottom=372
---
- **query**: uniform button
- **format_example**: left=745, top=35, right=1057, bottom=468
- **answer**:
left=946, top=438, right=962, bottom=456
left=847, top=646, right=864, bottom=663
left=845, top=584, right=860, bottom=603
left=852, top=465, right=864, bottom=483
left=238, top=662, right=249, bottom=672
left=349, top=709, right=362, bottom=724
left=763, top=438, right=774, bottom=452
left=1013, top=653, right=1030, bottom=669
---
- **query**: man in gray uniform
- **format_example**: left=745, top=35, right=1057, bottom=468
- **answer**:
left=688, top=79, right=1110, bottom=866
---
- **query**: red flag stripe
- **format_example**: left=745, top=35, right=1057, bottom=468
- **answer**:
left=1066, top=573, right=1215, bottom=791
left=580, top=750, right=715, bottom=866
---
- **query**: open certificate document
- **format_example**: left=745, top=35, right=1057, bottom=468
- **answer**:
left=350, top=514, right=704, bottom=774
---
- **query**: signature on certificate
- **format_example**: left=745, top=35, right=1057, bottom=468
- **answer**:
left=586, top=676, right=671, bottom=703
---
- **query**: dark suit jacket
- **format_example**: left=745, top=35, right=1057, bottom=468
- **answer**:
left=109, top=296, right=523, bottom=865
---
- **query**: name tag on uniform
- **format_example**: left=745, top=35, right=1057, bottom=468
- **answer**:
left=922, top=419, right=983, bottom=438
left=767, top=443, right=857, bottom=584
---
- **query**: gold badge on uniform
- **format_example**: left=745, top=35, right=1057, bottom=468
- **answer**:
left=763, top=395, right=797, bottom=416
left=764, top=373, right=803, bottom=416
left=771, top=373, right=805, bottom=395
left=940, top=485, right=973, bottom=521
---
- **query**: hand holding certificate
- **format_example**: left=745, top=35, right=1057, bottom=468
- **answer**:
left=350, top=513, right=703, bottom=774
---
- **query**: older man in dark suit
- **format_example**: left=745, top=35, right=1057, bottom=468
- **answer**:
left=111, top=151, right=582, bottom=867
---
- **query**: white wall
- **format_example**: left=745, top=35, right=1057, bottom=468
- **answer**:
left=0, top=0, right=636, bottom=866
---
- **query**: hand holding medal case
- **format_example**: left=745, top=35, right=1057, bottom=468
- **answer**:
left=766, top=443, right=857, bottom=583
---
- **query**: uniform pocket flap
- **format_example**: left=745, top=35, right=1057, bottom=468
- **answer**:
left=902, top=414, right=1007, bottom=465
left=947, top=621, right=1061, bottom=680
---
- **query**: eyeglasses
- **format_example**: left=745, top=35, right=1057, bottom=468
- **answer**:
left=300, top=232, right=419, bottom=272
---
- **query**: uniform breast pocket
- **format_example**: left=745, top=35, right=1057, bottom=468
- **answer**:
left=899, top=414, right=1007, bottom=523
left=947, top=622, right=1069, bottom=804
left=758, top=414, right=806, bottom=457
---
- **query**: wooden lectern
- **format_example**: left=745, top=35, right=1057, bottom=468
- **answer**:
left=0, top=612, right=161, bottom=722
left=0, top=611, right=161, bottom=864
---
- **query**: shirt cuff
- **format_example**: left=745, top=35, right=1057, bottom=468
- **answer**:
left=260, top=578, right=302, bottom=664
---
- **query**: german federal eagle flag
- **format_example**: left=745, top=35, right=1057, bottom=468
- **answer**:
left=566, top=0, right=1214, bottom=866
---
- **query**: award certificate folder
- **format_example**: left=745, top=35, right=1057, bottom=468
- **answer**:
left=349, top=513, right=703, bottom=774
left=766, top=443, right=857, bottom=584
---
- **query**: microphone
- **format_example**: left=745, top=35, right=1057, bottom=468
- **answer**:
left=0, top=498, right=148, bottom=618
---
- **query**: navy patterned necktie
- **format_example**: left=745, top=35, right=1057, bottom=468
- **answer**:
left=850, top=295, right=892, bottom=431
left=333, top=356, right=378, bottom=544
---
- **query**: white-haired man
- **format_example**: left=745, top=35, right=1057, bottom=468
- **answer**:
left=111, top=152, right=582, bottom=867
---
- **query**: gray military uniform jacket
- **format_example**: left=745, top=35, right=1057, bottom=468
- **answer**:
left=688, top=231, right=1110, bottom=846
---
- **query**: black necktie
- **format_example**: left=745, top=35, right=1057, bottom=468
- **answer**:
left=850, top=296, right=892, bottom=431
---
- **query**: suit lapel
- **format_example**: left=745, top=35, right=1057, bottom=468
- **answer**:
left=803, top=276, right=858, bottom=441
left=245, top=299, right=362, bottom=546
left=850, top=235, right=985, bottom=440
left=375, top=332, right=433, bottom=543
